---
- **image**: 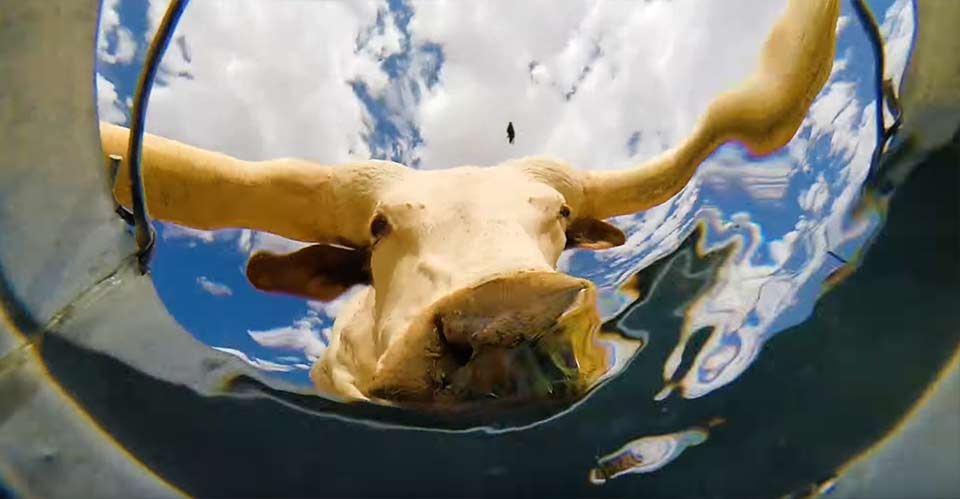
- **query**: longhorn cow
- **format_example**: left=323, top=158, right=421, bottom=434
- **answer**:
left=100, top=0, right=839, bottom=408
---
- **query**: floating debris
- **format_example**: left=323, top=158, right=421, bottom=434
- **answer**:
left=589, top=421, right=722, bottom=485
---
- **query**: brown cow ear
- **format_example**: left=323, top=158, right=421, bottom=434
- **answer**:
left=245, top=244, right=371, bottom=301
left=565, top=218, right=626, bottom=250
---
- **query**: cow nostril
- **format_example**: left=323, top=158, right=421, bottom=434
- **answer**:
left=449, top=342, right=473, bottom=367
left=556, top=348, right=580, bottom=372
left=435, top=316, right=473, bottom=367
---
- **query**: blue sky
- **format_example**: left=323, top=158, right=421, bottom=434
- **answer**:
left=94, top=0, right=913, bottom=393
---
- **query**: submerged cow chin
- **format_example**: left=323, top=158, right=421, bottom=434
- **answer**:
left=363, top=272, right=608, bottom=406
left=99, top=0, right=840, bottom=409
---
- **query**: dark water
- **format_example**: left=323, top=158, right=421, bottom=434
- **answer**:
left=34, top=136, right=959, bottom=497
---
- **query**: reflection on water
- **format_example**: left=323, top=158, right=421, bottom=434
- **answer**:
left=589, top=428, right=707, bottom=485
left=214, top=214, right=742, bottom=431
left=579, top=0, right=917, bottom=403
left=589, top=419, right=722, bottom=485
left=596, top=220, right=734, bottom=397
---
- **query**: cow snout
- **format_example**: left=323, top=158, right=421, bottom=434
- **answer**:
left=428, top=272, right=608, bottom=404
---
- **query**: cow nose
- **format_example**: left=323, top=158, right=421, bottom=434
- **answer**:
left=431, top=272, right=605, bottom=403
left=437, top=274, right=589, bottom=348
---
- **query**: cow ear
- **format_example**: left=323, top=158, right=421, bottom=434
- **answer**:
left=565, top=218, right=626, bottom=250
left=245, top=244, right=371, bottom=301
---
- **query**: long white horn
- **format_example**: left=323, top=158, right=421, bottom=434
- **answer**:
left=100, top=122, right=406, bottom=247
left=580, top=0, right=840, bottom=220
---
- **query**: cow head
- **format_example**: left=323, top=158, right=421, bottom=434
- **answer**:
left=245, top=159, right=627, bottom=407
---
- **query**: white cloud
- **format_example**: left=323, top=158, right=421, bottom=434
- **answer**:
left=146, top=0, right=165, bottom=41
left=556, top=250, right=573, bottom=273
left=96, top=73, right=126, bottom=124
left=408, top=0, right=786, bottom=171
left=237, top=229, right=253, bottom=253
left=247, top=310, right=329, bottom=361
left=359, top=8, right=404, bottom=62
left=798, top=173, right=830, bottom=213
left=134, top=0, right=794, bottom=173
left=881, top=0, right=915, bottom=88
left=306, top=285, right=365, bottom=320
left=212, top=347, right=296, bottom=372
left=104, top=27, right=137, bottom=65
left=806, top=81, right=860, bottom=159
left=196, top=276, right=233, bottom=297
left=115, top=28, right=137, bottom=64
left=98, top=0, right=138, bottom=65
left=160, top=224, right=217, bottom=243
left=159, top=223, right=305, bottom=256
left=835, top=15, right=851, bottom=35
left=232, top=229, right=308, bottom=258
left=247, top=289, right=372, bottom=367
left=144, top=0, right=386, bottom=164
left=99, top=0, right=120, bottom=34
left=247, top=231, right=310, bottom=255
left=701, top=152, right=795, bottom=202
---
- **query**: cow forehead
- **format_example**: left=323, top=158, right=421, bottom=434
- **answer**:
left=378, top=167, right=563, bottom=211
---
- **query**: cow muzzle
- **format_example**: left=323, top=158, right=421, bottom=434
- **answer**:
left=368, top=272, right=609, bottom=408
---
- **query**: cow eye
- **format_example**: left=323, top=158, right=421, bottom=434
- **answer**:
left=370, top=213, right=391, bottom=241
left=559, top=205, right=571, bottom=219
